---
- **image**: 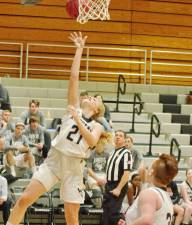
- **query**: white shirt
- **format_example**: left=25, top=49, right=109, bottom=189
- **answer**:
left=0, top=175, right=8, bottom=201
left=52, top=109, right=96, bottom=158
left=125, top=187, right=173, bottom=225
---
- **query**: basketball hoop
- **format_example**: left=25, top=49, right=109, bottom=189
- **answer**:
left=77, top=0, right=111, bottom=24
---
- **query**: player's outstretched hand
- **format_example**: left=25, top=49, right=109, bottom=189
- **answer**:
left=69, top=32, right=87, bottom=48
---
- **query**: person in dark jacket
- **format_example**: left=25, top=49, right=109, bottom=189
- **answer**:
left=0, top=84, right=11, bottom=112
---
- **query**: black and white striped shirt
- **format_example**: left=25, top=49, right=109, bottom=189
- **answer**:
left=106, top=146, right=132, bottom=182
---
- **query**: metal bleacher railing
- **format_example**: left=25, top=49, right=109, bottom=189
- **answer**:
left=0, top=42, right=23, bottom=78
left=170, top=138, right=181, bottom=162
left=150, top=49, right=192, bottom=84
left=25, top=43, right=147, bottom=82
left=146, top=114, right=161, bottom=157
left=1, top=41, right=192, bottom=84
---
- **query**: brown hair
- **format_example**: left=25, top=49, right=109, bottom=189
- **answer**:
left=29, top=99, right=40, bottom=107
left=80, top=91, right=88, bottom=97
left=29, top=116, right=39, bottom=124
left=152, top=154, right=178, bottom=185
left=94, top=93, right=104, bottom=101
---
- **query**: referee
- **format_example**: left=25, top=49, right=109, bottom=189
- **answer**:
left=102, top=130, right=132, bottom=225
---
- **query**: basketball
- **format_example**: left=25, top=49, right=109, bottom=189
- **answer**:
left=66, top=0, right=79, bottom=19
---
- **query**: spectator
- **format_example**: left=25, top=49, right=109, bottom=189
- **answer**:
left=94, top=94, right=113, bottom=128
left=21, top=99, right=45, bottom=127
left=21, top=99, right=51, bottom=156
left=121, top=172, right=142, bottom=214
left=186, top=91, right=192, bottom=104
left=0, top=174, right=11, bottom=225
left=125, top=135, right=143, bottom=171
left=0, top=136, right=5, bottom=165
left=0, top=83, right=11, bottom=112
left=167, top=180, right=192, bottom=225
left=0, top=110, right=15, bottom=137
left=87, top=135, right=110, bottom=208
left=3, top=122, right=36, bottom=177
left=102, top=130, right=132, bottom=225
left=127, top=173, right=142, bottom=207
left=180, top=169, right=192, bottom=225
left=24, top=116, right=46, bottom=165
left=180, top=169, right=192, bottom=204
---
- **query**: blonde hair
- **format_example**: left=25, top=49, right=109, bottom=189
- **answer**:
left=96, top=131, right=113, bottom=153
left=92, top=100, right=105, bottom=119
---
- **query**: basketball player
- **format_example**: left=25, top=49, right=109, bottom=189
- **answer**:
left=118, top=154, right=178, bottom=225
left=6, top=32, right=107, bottom=225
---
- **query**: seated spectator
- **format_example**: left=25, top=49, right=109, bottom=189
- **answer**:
left=94, top=94, right=113, bottom=128
left=125, top=135, right=143, bottom=171
left=127, top=173, right=142, bottom=206
left=0, top=110, right=15, bottom=137
left=121, top=172, right=142, bottom=214
left=167, top=180, right=192, bottom=225
left=0, top=83, right=11, bottom=112
left=21, top=99, right=45, bottom=127
left=3, top=122, right=36, bottom=177
left=0, top=174, right=11, bottom=225
left=186, top=91, right=192, bottom=104
left=87, top=139, right=110, bottom=208
left=0, top=136, right=5, bottom=165
left=180, top=169, right=192, bottom=225
left=24, top=116, right=47, bottom=165
left=20, top=99, right=51, bottom=157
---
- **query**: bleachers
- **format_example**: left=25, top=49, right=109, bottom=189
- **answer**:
left=142, top=92, right=192, bottom=172
left=3, top=77, right=191, bottom=158
left=1, top=78, right=192, bottom=224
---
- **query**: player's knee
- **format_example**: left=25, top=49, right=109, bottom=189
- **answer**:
left=17, top=192, right=35, bottom=207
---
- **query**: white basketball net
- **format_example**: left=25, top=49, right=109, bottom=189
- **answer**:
left=77, top=0, right=111, bottom=24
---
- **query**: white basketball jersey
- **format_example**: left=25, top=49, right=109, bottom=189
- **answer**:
left=52, top=109, right=96, bottom=158
left=125, top=187, right=173, bottom=225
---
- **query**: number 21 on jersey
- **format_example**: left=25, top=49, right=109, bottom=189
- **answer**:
left=66, top=125, right=83, bottom=144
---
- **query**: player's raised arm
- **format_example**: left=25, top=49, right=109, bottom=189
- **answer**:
left=68, top=32, right=87, bottom=107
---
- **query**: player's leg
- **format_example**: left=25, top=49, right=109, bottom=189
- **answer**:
left=7, top=179, right=47, bottom=225
left=7, top=162, right=59, bottom=225
left=181, top=202, right=192, bottom=225
left=173, top=204, right=184, bottom=225
left=64, top=202, right=80, bottom=225
left=61, top=156, right=85, bottom=225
